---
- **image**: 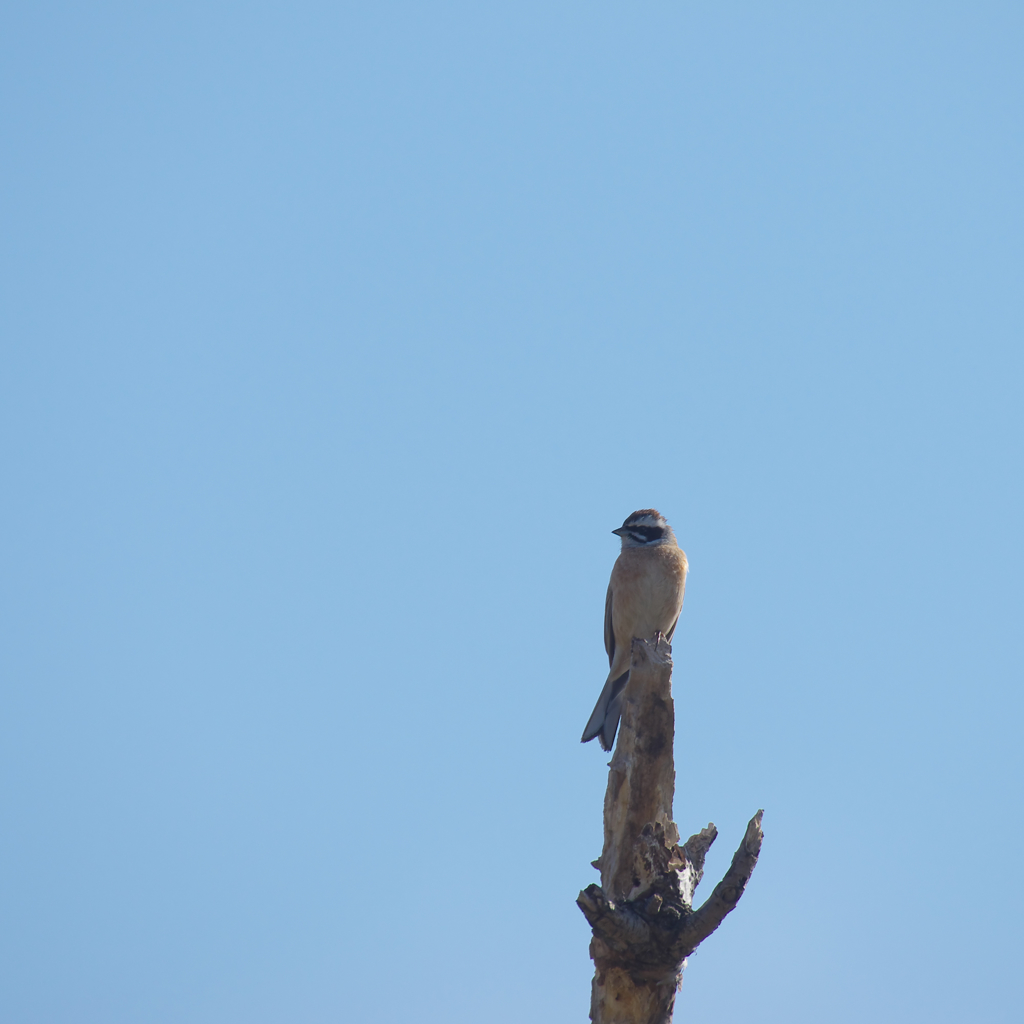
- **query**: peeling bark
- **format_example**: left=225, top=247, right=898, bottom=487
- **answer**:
left=578, top=636, right=763, bottom=1024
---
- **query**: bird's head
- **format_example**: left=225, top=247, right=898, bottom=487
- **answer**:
left=612, top=509, right=675, bottom=548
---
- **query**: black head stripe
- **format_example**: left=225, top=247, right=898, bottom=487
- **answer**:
left=628, top=525, right=664, bottom=543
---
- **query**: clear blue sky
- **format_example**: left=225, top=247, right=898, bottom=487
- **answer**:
left=2, top=3, right=1022, bottom=1022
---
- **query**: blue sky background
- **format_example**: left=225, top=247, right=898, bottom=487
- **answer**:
left=2, top=2, right=1022, bottom=1021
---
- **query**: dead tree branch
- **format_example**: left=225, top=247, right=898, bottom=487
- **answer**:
left=578, top=636, right=763, bottom=1024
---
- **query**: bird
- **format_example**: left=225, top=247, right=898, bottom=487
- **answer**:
left=581, top=509, right=688, bottom=752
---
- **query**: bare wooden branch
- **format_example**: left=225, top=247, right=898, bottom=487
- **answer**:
left=683, top=811, right=764, bottom=953
left=578, top=636, right=763, bottom=1024
left=596, top=636, right=677, bottom=903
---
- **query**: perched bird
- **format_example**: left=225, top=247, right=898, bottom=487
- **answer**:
left=581, top=509, right=688, bottom=751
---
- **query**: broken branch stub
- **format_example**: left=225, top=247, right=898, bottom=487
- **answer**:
left=578, top=636, right=763, bottom=1024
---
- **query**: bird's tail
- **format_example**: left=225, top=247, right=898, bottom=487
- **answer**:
left=580, top=670, right=631, bottom=751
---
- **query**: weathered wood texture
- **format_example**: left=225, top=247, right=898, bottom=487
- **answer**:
left=578, top=636, right=763, bottom=1024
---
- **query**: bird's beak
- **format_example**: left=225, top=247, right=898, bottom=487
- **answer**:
left=611, top=527, right=625, bottom=536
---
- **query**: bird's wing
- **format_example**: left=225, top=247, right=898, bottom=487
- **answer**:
left=604, top=584, right=615, bottom=668
left=666, top=555, right=686, bottom=641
